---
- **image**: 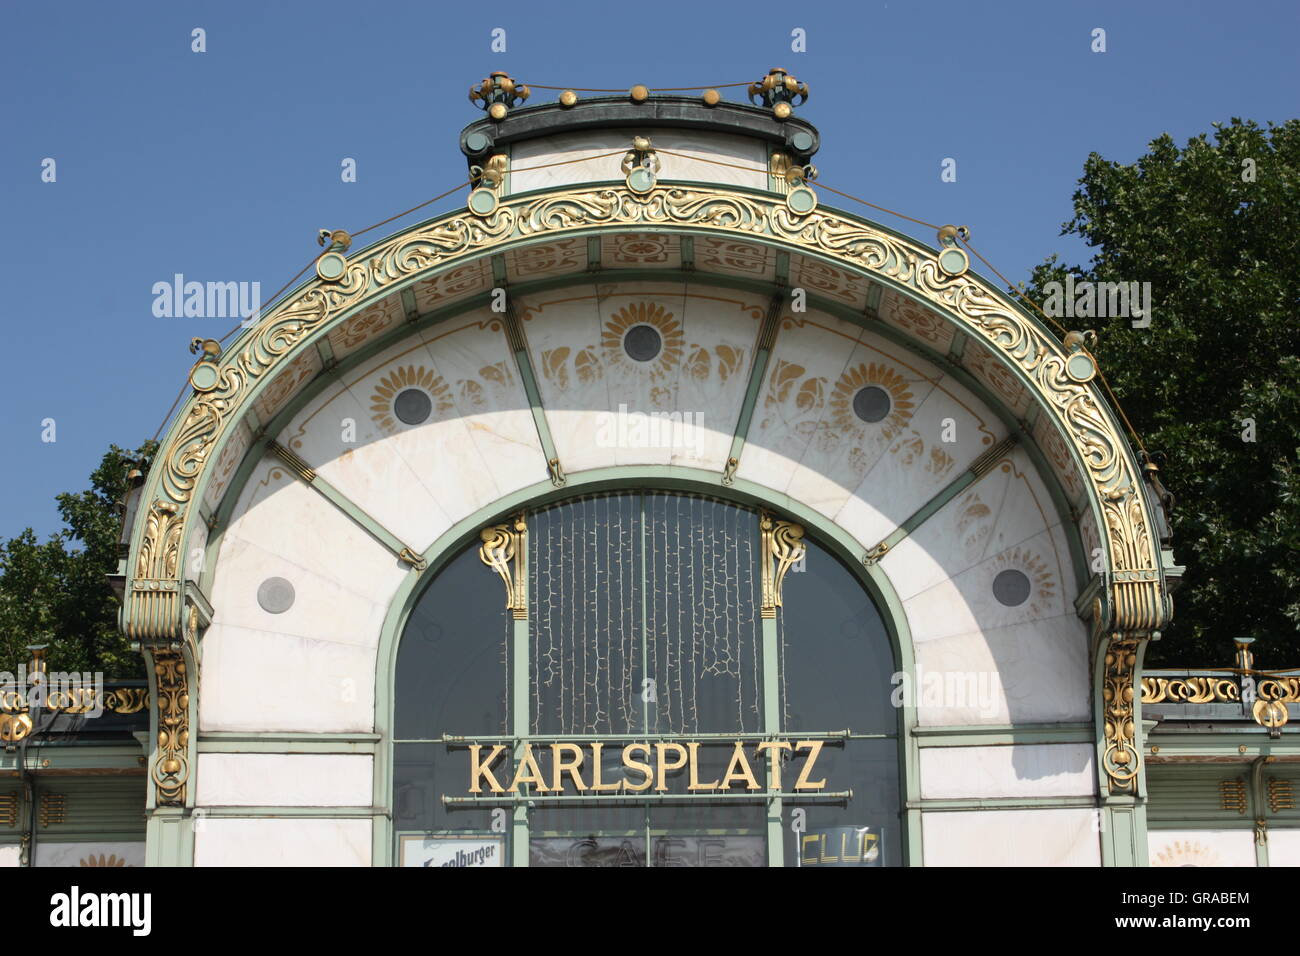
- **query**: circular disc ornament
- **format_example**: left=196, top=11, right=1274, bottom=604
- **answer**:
left=1065, top=352, right=1098, bottom=383
left=469, top=188, right=499, bottom=216
left=626, top=166, right=656, bottom=193
left=791, top=130, right=814, bottom=152
left=316, top=251, right=347, bottom=282
left=937, top=247, right=969, bottom=277
left=464, top=131, right=491, bottom=153
left=189, top=362, right=220, bottom=392
left=786, top=185, right=817, bottom=215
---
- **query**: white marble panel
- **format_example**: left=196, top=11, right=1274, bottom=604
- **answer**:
left=912, top=614, right=1091, bottom=725
left=509, top=129, right=766, bottom=193
left=922, top=808, right=1100, bottom=866
left=904, top=526, right=1068, bottom=644
left=0, top=845, right=18, bottom=867
left=1147, top=829, right=1257, bottom=867
left=210, top=534, right=389, bottom=650
left=194, top=818, right=370, bottom=867
left=197, top=754, right=373, bottom=807
left=418, top=312, right=549, bottom=497
left=198, top=622, right=376, bottom=733
left=277, top=383, right=453, bottom=555
left=784, top=335, right=945, bottom=523
left=221, top=459, right=408, bottom=604
left=919, top=744, right=1096, bottom=799
left=737, top=313, right=866, bottom=495
left=34, top=841, right=146, bottom=868
left=1261, top=829, right=1300, bottom=866
left=340, top=331, right=504, bottom=528
left=520, top=290, right=610, bottom=473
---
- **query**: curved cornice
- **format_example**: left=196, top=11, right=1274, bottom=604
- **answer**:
left=122, top=180, right=1169, bottom=650
left=459, top=94, right=820, bottom=165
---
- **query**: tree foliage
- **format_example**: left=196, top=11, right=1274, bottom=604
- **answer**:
left=0, top=442, right=155, bottom=676
left=1025, top=118, right=1300, bottom=666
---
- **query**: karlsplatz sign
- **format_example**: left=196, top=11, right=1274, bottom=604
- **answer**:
left=467, top=739, right=830, bottom=794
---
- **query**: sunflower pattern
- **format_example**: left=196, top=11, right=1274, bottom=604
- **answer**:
left=79, top=853, right=131, bottom=867
left=369, top=365, right=453, bottom=433
left=986, top=546, right=1057, bottom=618
left=829, top=362, right=917, bottom=441
left=1150, top=839, right=1220, bottom=867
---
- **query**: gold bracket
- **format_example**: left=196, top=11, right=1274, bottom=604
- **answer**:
left=548, top=458, right=566, bottom=487
left=721, top=457, right=739, bottom=486
left=760, top=511, right=806, bottom=618
left=267, top=440, right=317, bottom=484
left=480, top=514, right=528, bottom=619
left=398, top=548, right=427, bottom=571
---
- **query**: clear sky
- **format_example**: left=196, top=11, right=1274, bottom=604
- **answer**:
left=1, top=0, right=1296, bottom=542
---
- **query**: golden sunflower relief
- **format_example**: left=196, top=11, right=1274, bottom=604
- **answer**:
left=987, top=546, right=1057, bottom=616
left=600, top=302, right=684, bottom=381
left=369, top=365, right=453, bottom=433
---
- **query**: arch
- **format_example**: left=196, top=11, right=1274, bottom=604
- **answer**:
left=122, top=179, right=1171, bottom=848
left=368, top=468, right=920, bottom=866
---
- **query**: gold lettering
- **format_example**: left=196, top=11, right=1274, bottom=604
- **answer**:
left=820, top=831, right=838, bottom=864
left=509, top=743, right=549, bottom=793
left=621, top=743, right=653, bottom=792
left=793, top=740, right=827, bottom=790
left=470, top=744, right=507, bottom=794
left=801, top=834, right=819, bottom=865
left=655, top=742, right=688, bottom=791
left=589, top=742, right=621, bottom=791
left=719, top=741, right=761, bottom=790
left=754, top=740, right=792, bottom=790
left=687, top=742, right=719, bottom=791
left=550, top=742, right=587, bottom=792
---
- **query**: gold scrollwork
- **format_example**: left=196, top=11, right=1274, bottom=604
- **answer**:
left=479, top=514, right=527, bottom=619
left=1102, top=636, right=1141, bottom=795
left=151, top=650, right=191, bottom=806
left=125, top=181, right=1168, bottom=648
left=760, top=511, right=806, bottom=618
left=1141, top=676, right=1240, bottom=704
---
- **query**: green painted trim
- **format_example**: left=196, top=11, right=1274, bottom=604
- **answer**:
left=194, top=806, right=382, bottom=818
left=196, top=734, right=380, bottom=754
left=910, top=723, right=1095, bottom=747
left=761, top=615, right=783, bottom=867
left=911, top=796, right=1097, bottom=811
left=145, top=809, right=192, bottom=867
left=5, top=745, right=146, bottom=772
left=293, top=462, right=420, bottom=561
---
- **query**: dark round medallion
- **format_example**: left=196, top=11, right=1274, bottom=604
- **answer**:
left=852, top=385, right=891, bottom=423
left=623, top=324, right=662, bottom=362
left=394, top=388, right=433, bottom=425
left=993, top=569, right=1032, bottom=607
left=257, top=577, right=295, bottom=615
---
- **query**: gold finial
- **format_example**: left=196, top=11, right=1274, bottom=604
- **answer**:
left=702, top=88, right=720, bottom=106
left=630, top=84, right=649, bottom=103
left=559, top=89, right=577, bottom=107
left=470, top=71, right=530, bottom=120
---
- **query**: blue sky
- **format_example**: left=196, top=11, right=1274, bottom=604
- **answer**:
left=1, top=0, right=1296, bottom=542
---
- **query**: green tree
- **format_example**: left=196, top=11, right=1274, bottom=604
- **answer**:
left=1025, top=118, right=1300, bottom=666
left=0, top=442, right=155, bottom=676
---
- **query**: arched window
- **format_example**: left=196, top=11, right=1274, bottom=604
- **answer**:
left=392, top=491, right=900, bottom=866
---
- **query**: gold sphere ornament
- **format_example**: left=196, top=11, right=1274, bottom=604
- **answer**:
left=773, top=101, right=792, bottom=120
left=488, top=102, right=507, bottom=121
left=702, top=88, right=720, bottom=106
left=630, top=84, right=649, bottom=103
left=559, top=90, right=577, bottom=107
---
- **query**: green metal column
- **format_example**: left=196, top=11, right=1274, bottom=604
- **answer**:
left=762, top=615, right=784, bottom=867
